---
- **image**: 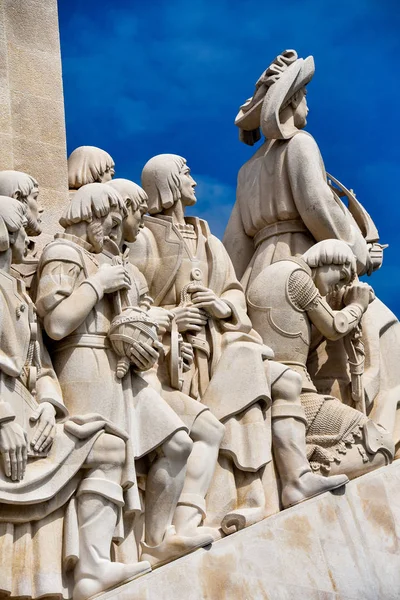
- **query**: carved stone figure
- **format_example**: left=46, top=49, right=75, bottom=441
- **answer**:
left=0, top=196, right=151, bottom=600
left=68, top=146, right=115, bottom=194
left=109, top=177, right=225, bottom=541
left=128, top=154, right=348, bottom=535
left=223, top=49, right=400, bottom=448
left=0, top=170, right=44, bottom=292
left=247, top=239, right=394, bottom=477
left=35, top=182, right=214, bottom=572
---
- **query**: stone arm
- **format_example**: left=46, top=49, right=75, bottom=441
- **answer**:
left=222, top=196, right=254, bottom=281
left=36, top=259, right=100, bottom=341
left=289, top=269, right=366, bottom=342
left=286, top=132, right=371, bottom=275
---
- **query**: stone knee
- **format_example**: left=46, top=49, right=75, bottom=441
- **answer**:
left=163, top=430, right=193, bottom=466
left=271, top=366, right=302, bottom=404
left=191, top=410, right=225, bottom=446
left=87, top=433, right=126, bottom=470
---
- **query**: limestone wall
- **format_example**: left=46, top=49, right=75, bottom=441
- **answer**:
left=0, top=0, right=67, bottom=233
left=100, top=462, right=400, bottom=600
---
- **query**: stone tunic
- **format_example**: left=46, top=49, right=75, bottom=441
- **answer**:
left=36, top=234, right=187, bottom=505
left=223, top=131, right=370, bottom=289
left=128, top=215, right=273, bottom=472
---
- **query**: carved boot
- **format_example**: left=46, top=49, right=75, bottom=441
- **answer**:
left=173, top=494, right=220, bottom=539
left=141, top=524, right=213, bottom=569
left=271, top=404, right=349, bottom=509
left=73, top=479, right=151, bottom=600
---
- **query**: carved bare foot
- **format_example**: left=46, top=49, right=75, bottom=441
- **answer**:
left=282, top=471, right=349, bottom=509
left=73, top=561, right=151, bottom=600
left=141, top=525, right=213, bottom=569
left=221, top=506, right=265, bottom=536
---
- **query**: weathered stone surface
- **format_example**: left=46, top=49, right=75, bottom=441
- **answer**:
left=0, top=0, right=68, bottom=234
left=97, top=462, right=400, bottom=600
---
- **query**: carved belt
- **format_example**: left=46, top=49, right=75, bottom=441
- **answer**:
left=254, top=219, right=309, bottom=248
left=52, top=333, right=110, bottom=352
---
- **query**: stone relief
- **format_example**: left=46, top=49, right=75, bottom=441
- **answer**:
left=0, top=48, right=398, bottom=600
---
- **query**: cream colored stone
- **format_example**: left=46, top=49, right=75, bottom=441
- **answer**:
left=8, top=43, right=63, bottom=101
left=0, top=133, right=13, bottom=168
left=129, top=153, right=348, bottom=537
left=13, top=139, right=67, bottom=197
left=4, top=0, right=60, bottom=55
left=11, top=93, right=66, bottom=146
left=0, top=0, right=68, bottom=235
left=95, top=462, right=400, bottom=600
left=224, top=48, right=400, bottom=450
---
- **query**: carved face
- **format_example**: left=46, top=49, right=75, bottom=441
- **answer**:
left=11, top=222, right=28, bottom=264
left=313, top=264, right=349, bottom=296
left=99, top=165, right=115, bottom=183
left=293, top=88, right=308, bottom=130
left=178, top=165, right=197, bottom=207
left=87, top=210, right=122, bottom=253
left=24, top=185, right=43, bottom=236
left=122, top=201, right=147, bottom=243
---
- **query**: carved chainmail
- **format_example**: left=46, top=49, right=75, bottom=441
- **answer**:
left=287, top=269, right=319, bottom=311
left=302, top=392, right=369, bottom=474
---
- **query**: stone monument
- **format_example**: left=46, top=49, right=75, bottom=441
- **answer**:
left=0, top=4, right=399, bottom=598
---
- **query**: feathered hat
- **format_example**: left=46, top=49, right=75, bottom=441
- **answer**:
left=235, top=49, right=315, bottom=144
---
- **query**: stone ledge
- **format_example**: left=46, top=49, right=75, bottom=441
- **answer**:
left=97, top=461, right=400, bottom=600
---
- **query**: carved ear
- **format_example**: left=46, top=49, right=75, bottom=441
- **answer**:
left=0, top=216, right=10, bottom=251
left=12, top=190, right=21, bottom=201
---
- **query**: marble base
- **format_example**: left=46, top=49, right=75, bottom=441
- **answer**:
left=98, top=461, right=400, bottom=599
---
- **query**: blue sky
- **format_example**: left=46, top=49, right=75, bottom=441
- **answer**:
left=58, top=0, right=400, bottom=314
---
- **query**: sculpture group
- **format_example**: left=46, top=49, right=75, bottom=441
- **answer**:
left=0, top=49, right=398, bottom=600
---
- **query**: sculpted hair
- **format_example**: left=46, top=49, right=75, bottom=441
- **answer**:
left=108, top=179, right=148, bottom=212
left=0, top=170, right=38, bottom=200
left=0, top=196, right=26, bottom=251
left=68, top=146, right=115, bottom=189
left=303, top=239, right=357, bottom=283
left=60, top=183, right=126, bottom=228
left=141, top=154, right=186, bottom=214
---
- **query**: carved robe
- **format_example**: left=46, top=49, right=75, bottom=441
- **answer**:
left=128, top=215, right=272, bottom=472
left=0, top=269, right=111, bottom=599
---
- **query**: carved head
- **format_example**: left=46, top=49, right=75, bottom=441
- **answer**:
left=141, top=154, right=197, bottom=214
left=60, top=182, right=126, bottom=253
left=235, top=49, right=314, bottom=143
left=0, top=170, right=42, bottom=236
left=303, top=240, right=357, bottom=296
left=108, top=179, right=148, bottom=244
left=68, top=146, right=115, bottom=190
left=0, top=196, right=28, bottom=264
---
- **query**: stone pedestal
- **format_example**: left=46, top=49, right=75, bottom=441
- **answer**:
left=98, top=462, right=400, bottom=600
left=0, top=0, right=67, bottom=233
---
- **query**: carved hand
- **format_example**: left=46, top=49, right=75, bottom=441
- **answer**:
left=91, top=264, right=131, bottom=294
left=171, top=306, right=208, bottom=332
left=188, top=284, right=232, bottom=320
left=147, top=306, right=174, bottom=334
left=180, top=341, right=194, bottom=371
left=30, top=402, right=57, bottom=453
left=0, top=421, right=28, bottom=481
left=129, top=339, right=162, bottom=371
left=343, top=282, right=374, bottom=312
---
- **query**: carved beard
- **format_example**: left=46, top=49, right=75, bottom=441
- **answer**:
left=87, top=221, right=104, bottom=253
left=25, top=215, right=42, bottom=237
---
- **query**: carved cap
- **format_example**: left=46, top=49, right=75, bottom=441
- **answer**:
left=235, top=50, right=315, bottom=143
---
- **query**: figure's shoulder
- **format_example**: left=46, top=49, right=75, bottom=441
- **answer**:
left=40, top=238, right=84, bottom=268
left=286, top=131, right=319, bottom=155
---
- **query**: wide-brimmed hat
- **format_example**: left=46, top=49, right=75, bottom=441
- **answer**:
left=235, top=50, right=315, bottom=143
